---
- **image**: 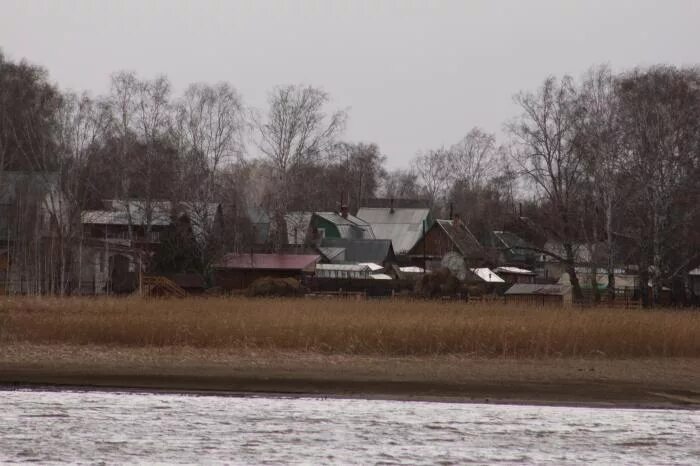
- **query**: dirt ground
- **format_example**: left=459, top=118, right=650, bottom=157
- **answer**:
left=1, top=344, right=698, bottom=409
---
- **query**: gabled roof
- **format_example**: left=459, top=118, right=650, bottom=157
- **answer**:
left=318, top=246, right=345, bottom=262
left=356, top=207, right=430, bottom=254
left=320, top=238, right=394, bottom=264
left=435, top=219, right=485, bottom=259
left=213, top=253, right=320, bottom=271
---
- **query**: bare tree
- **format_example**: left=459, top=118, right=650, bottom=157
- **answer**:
left=381, top=168, right=422, bottom=200
left=412, top=147, right=452, bottom=212
left=508, top=75, right=586, bottom=300
left=616, top=66, right=700, bottom=305
left=255, top=84, right=346, bottom=247
left=449, top=127, right=497, bottom=190
left=576, top=65, right=624, bottom=299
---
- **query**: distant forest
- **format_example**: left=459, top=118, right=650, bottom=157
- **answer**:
left=1, top=49, right=698, bottom=301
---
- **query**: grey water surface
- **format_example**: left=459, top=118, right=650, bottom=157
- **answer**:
left=0, top=389, right=698, bottom=465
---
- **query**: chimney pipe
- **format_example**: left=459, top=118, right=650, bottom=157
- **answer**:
left=390, top=198, right=395, bottom=214
left=449, top=203, right=454, bottom=220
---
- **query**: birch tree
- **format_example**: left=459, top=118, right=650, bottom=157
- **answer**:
left=255, top=85, right=346, bottom=246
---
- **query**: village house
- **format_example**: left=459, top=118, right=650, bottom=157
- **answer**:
left=408, top=215, right=485, bottom=271
left=356, top=203, right=431, bottom=256
left=482, top=230, right=539, bottom=268
left=308, top=208, right=375, bottom=242
left=78, top=200, right=222, bottom=294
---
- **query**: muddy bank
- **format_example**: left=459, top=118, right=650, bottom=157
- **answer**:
left=1, top=344, right=698, bottom=408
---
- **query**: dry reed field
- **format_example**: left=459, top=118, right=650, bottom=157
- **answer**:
left=1, top=297, right=698, bottom=358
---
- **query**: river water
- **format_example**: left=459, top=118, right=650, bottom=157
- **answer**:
left=0, top=389, right=698, bottom=465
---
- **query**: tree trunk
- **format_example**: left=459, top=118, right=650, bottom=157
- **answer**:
left=564, top=242, right=583, bottom=301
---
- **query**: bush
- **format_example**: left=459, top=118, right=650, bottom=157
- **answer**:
left=414, top=268, right=463, bottom=298
left=246, top=277, right=304, bottom=297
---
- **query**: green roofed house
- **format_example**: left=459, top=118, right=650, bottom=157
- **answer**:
left=484, top=230, right=538, bottom=267
left=308, top=207, right=375, bottom=243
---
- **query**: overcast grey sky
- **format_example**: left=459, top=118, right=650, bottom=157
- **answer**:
left=1, top=0, right=699, bottom=167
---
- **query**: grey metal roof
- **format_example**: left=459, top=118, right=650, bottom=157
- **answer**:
left=318, top=246, right=345, bottom=262
left=82, top=200, right=221, bottom=244
left=320, top=238, right=394, bottom=264
left=505, top=284, right=572, bottom=296
left=355, top=207, right=430, bottom=253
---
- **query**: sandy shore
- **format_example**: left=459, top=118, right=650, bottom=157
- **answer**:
left=1, top=344, right=699, bottom=409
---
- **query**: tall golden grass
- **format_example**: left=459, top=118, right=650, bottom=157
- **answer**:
left=1, top=297, right=698, bottom=358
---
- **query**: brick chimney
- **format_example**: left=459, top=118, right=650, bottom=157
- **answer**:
left=453, top=213, right=462, bottom=228
left=340, top=204, right=349, bottom=218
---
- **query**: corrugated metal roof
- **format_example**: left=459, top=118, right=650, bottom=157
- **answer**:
left=213, top=253, right=320, bottom=271
left=470, top=268, right=505, bottom=283
left=370, top=273, right=393, bottom=280
left=356, top=207, right=430, bottom=254
left=505, top=284, right=571, bottom=296
left=368, top=223, right=424, bottom=254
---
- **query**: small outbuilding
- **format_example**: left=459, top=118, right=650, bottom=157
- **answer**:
left=504, top=283, right=573, bottom=307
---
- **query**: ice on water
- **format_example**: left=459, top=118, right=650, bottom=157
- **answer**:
left=1, top=390, right=698, bottom=465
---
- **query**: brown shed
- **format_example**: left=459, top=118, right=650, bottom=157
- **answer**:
left=213, top=253, right=320, bottom=290
left=504, top=283, right=572, bottom=307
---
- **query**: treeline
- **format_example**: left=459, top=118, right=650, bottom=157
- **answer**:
left=1, top=49, right=698, bottom=303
